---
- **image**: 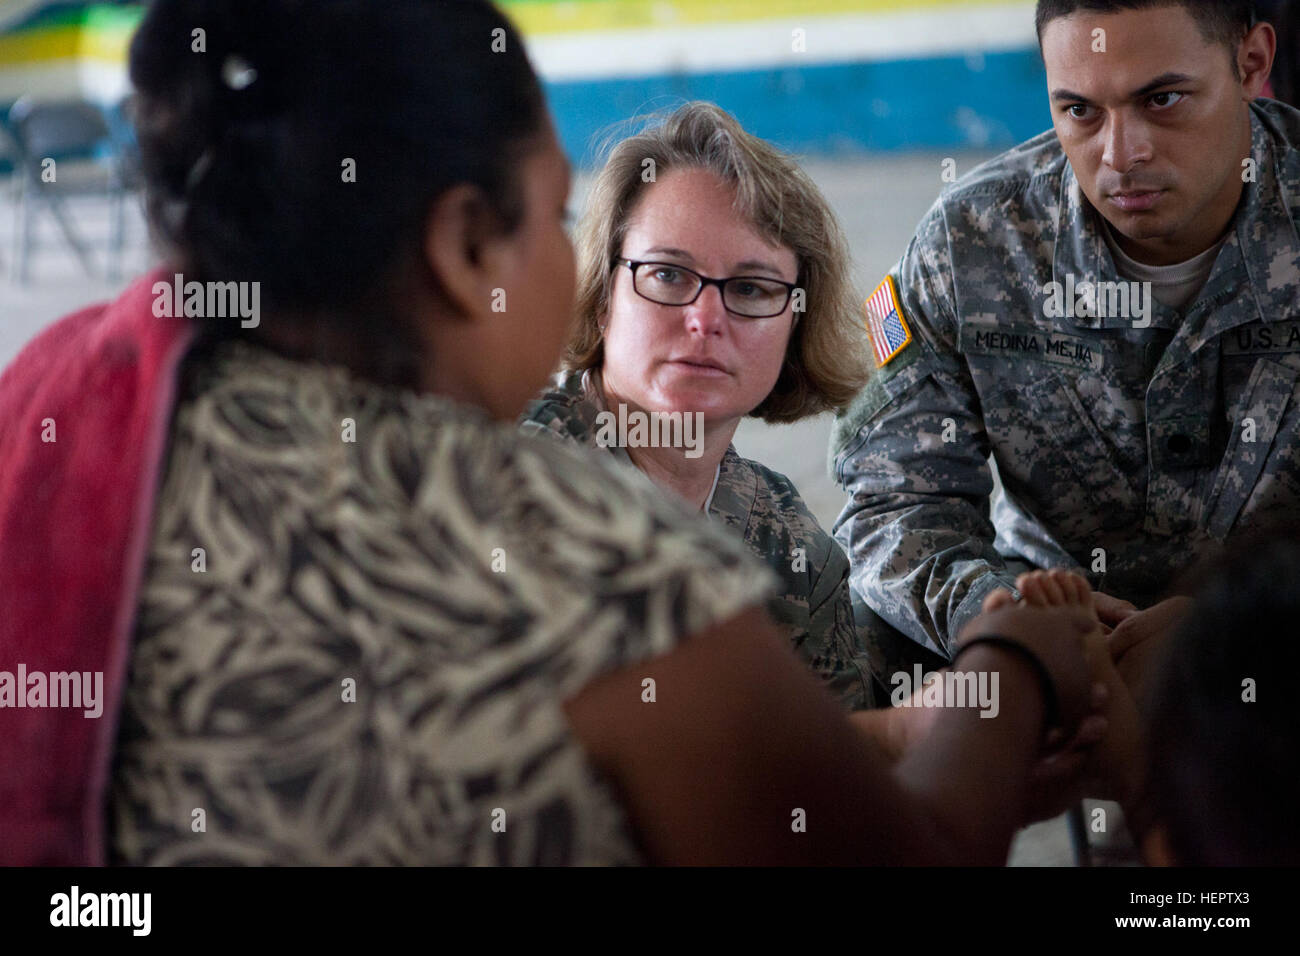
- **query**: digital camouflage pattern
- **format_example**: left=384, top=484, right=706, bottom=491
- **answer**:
left=523, top=370, right=879, bottom=709
left=832, top=100, right=1300, bottom=660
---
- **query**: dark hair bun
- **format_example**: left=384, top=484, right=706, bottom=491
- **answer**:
left=130, top=0, right=547, bottom=317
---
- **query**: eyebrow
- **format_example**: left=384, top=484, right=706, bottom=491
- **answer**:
left=1051, top=71, right=1196, bottom=104
left=642, top=246, right=788, bottom=278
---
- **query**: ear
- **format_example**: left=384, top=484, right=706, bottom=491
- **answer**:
left=423, top=184, right=512, bottom=321
left=1238, top=21, right=1276, bottom=100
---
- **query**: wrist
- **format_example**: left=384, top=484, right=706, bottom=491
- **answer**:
left=950, top=641, right=1051, bottom=741
left=952, top=636, right=1060, bottom=741
left=951, top=572, right=1021, bottom=645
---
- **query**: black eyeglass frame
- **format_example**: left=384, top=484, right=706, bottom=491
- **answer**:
left=611, top=257, right=799, bottom=319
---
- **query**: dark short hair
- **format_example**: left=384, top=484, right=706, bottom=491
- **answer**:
left=1145, top=528, right=1300, bottom=865
left=130, top=0, right=546, bottom=351
left=1035, top=0, right=1257, bottom=53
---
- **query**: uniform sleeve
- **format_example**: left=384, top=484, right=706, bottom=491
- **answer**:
left=806, top=542, right=877, bottom=710
left=828, top=201, right=1031, bottom=657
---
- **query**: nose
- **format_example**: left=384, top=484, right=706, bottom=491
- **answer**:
left=1101, top=110, right=1153, bottom=174
left=683, top=283, right=728, bottom=336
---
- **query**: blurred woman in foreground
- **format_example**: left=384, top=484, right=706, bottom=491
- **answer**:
left=0, top=0, right=1104, bottom=865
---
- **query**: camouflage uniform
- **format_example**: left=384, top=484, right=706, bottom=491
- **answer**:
left=523, top=369, right=878, bottom=709
left=832, top=99, right=1300, bottom=660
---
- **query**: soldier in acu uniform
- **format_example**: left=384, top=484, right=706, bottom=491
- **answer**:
left=832, top=0, right=1297, bottom=687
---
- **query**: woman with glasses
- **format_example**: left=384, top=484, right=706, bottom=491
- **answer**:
left=523, top=102, right=879, bottom=708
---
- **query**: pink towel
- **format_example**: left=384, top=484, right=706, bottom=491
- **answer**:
left=0, top=270, right=192, bottom=864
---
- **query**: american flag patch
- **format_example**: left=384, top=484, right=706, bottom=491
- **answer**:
left=863, top=275, right=912, bottom=368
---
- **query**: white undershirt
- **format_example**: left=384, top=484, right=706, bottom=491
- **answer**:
left=701, top=463, right=721, bottom=518
left=1102, top=222, right=1228, bottom=312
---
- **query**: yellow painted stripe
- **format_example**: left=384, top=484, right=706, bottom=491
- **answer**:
left=501, top=0, right=1026, bottom=35
left=0, top=23, right=134, bottom=67
left=0, top=1, right=1032, bottom=65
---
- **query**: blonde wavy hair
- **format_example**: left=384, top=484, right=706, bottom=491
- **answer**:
left=565, top=101, right=869, bottom=424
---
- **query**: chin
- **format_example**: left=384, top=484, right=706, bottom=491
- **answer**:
left=642, top=388, right=721, bottom=421
left=1104, top=212, right=1179, bottom=244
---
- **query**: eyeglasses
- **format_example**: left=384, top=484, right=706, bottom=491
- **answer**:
left=612, top=258, right=798, bottom=319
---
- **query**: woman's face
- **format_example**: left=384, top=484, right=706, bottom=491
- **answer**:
left=600, top=166, right=798, bottom=427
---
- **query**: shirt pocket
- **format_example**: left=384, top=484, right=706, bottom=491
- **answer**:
left=984, top=367, right=1139, bottom=542
left=1202, top=356, right=1300, bottom=541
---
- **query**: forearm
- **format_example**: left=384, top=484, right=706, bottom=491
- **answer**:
left=890, top=647, right=1049, bottom=864
left=835, top=494, right=1021, bottom=654
left=847, top=707, right=906, bottom=763
left=846, top=644, right=1057, bottom=864
left=570, top=607, right=1058, bottom=866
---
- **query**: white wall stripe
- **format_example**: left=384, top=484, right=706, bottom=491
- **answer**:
left=527, top=2, right=1037, bottom=82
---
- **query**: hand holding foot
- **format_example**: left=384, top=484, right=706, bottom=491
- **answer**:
left=1015, top=569, right=1143, bottom=805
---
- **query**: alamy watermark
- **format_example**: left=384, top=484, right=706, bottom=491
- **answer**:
left=50, top=886, right=151, bottom=936
left=0, top=664, right=103, bottom=718
left=1042, top=275, right=1152, bottom=328
left=152, top=273, right=260, bottom=328
left=595, top=404, right=705, bottom=459
left=890, top=664, right=999, bottom=718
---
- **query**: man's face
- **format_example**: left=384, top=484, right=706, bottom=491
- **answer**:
left=1042, top=4, right=1253, bottom=265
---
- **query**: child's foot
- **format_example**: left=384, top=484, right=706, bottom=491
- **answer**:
left=1015, top=569, right=1095, bottom=615
left=982, top=568, right=1098, bottom=619
left=1016, top=570, right=1141, bottom=803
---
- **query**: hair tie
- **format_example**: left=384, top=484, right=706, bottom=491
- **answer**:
left=221, top=54, right=258, bottom=91
left=176, top=54, right=261, bottom=203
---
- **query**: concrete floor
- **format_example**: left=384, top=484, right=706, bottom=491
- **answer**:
left=0, top=152, right=1134, bottom=865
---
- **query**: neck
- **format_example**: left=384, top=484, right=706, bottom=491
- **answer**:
left=625, top=424, right=734, bottom=511
left=599, top=376, right=736, bottom=511
left=245, top=316, right=422, bottom=391
left=240, top=279, right=426, bottom=392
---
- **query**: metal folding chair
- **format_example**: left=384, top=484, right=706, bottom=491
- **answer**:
left=0, top=123, right=20, bottom=276
left=7, top=96, right=134, bottom=283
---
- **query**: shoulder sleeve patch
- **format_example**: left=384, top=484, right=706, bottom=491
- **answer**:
left=863, top=275, right=913, bottom=369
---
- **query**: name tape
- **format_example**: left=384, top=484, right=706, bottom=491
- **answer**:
left=959, top=325, right=1104, bottom=372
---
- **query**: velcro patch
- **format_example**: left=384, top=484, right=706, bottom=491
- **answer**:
left=863, top=275, right=912, bottom=368
left=959, top=324, right=1103, bottom=372
left=1222, top=321, right=1300, bottom=355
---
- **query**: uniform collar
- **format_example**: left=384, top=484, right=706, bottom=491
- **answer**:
left=1052, top=154, right=1128, bottom=328
left=1229, top=104, right=1300, bottom=327
left=1051, top=103, right=1300, bottom=332
left=705, top=445, right=756, bottom=536
left=578, top=367, right=633, bottom=462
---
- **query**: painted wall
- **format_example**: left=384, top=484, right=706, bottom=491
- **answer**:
left=0, top=0, right=1053, bottom=160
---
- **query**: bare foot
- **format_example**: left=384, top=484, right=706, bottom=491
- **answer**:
left=1015, top=569, right=1094, bottom=615
left=982, top=587, right=1018, bottom=613
left=1016, top=570, right=1142, bottom=803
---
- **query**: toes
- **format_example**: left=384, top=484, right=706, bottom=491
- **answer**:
left=1040, top=571, right=1069, bottom=606
left=1050, top=569, right=1085, bottom=605
left=983, top=588, right=1016, bottom=612
left=1016, top=571, right=1050, bottom=606
left=1063, top=571, right=1091, bottom=606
